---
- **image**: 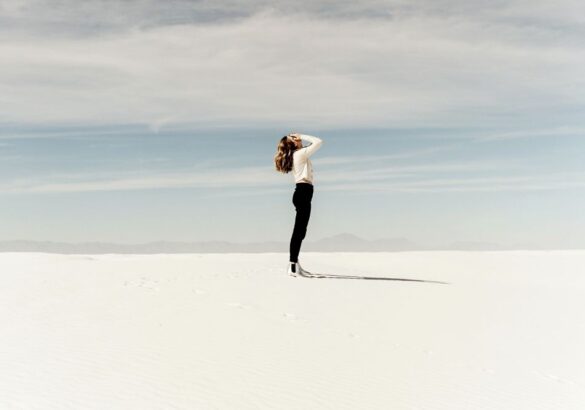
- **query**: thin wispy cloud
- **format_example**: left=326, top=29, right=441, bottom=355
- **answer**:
left=194, top=170, right=585, bottom=198
left=0, top=157, right=573, bottom=195
left=322, top=175, right=585, bottom=194
left=317, top=144, right=461, bottom=165
left=470, top=126, right=585, bottom=142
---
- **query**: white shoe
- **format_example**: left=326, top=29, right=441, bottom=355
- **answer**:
left=287, top=262, right=301, bottom=277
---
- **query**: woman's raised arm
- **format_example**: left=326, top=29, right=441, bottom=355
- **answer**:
left=299, top=134, right=323, bottom=157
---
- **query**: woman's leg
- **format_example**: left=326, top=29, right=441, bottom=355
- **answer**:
left=289, top=187, right=313, bottom=263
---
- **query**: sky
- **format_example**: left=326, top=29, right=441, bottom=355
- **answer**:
left=1, top=0, right=584, bottom=248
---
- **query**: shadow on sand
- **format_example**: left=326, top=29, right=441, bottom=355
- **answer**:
left=300, top=270, right=449, bottom=285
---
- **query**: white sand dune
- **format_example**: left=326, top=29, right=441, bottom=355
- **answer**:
left=1, top=251, right=584, bottom=409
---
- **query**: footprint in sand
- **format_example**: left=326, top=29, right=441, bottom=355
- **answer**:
left=228, top=302, right=253, bottom=310
left=536, top=371, right=575, bottom=385
left=141, top=281, right=159, bottom=291
left=123, top=278, right=159, bottom=292
left=282, top=312, right=307, bottom=323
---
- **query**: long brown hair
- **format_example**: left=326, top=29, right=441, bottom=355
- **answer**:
left=274, top=135, right=297, bottom=173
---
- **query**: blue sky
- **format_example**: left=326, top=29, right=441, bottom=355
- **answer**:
left=1, top=0, right=584, bottom=247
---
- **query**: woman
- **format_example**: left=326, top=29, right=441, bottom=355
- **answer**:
left=274, top=132, right=324, bottom=277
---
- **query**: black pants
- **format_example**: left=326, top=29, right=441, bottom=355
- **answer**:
left=289, top=182, right=314, bottom=263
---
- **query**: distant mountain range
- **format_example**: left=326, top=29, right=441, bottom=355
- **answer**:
left=0, top=233, right=555, bottom=253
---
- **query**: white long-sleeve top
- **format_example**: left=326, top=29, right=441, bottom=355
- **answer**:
left=292, top=134, right=323, bottom=185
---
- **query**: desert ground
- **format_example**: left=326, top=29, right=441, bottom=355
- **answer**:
left=1, top=251, right=584, bottom=409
